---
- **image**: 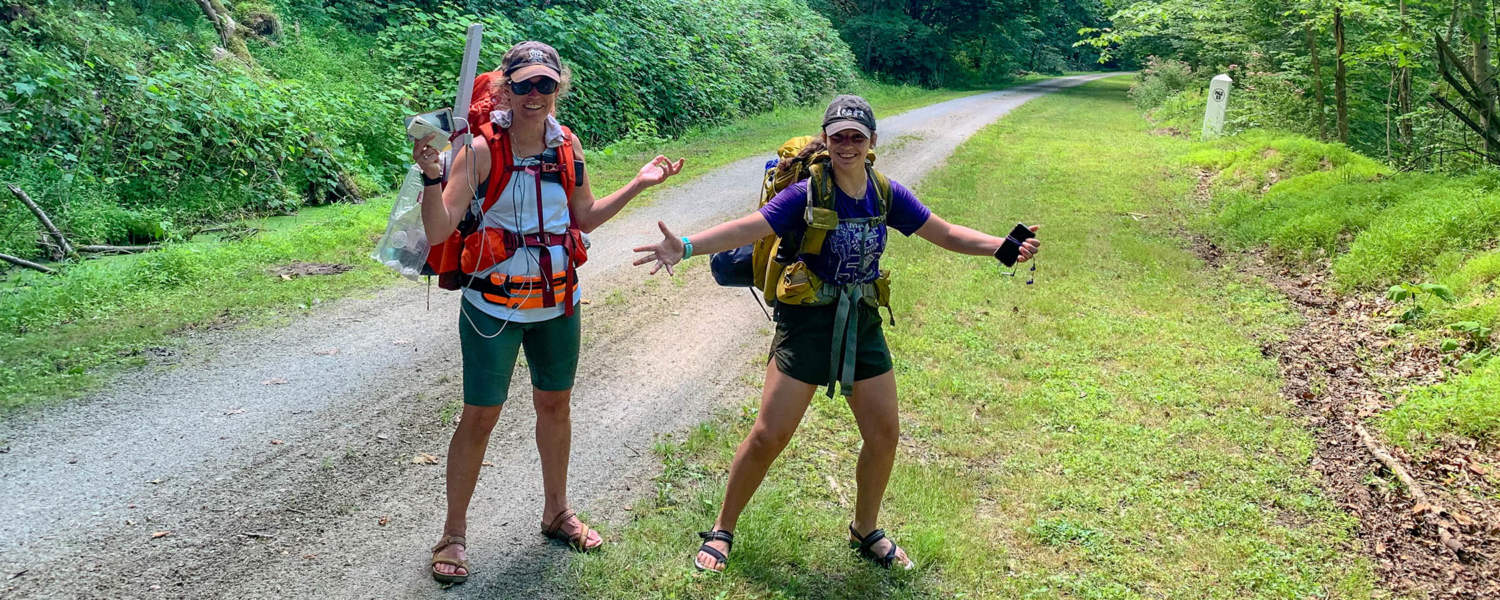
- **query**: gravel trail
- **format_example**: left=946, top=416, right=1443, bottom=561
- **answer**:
left=0, top=74, right=1113, bottom=599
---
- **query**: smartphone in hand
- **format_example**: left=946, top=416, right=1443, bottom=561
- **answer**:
left=993, top=223, right=1035, bottom=267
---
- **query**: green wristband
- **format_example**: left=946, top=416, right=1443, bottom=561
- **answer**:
left=681, top=236, right=694, bottom=260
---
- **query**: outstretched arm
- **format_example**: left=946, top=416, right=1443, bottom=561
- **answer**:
left=913, top=214, right=1041, bottom=262
left=567, top=135, right=684, bottom=233
left=632, top=212, right=774, bottom=275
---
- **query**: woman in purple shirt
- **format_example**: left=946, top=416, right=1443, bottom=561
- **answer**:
left=633, top=95, right=1040, bottom=572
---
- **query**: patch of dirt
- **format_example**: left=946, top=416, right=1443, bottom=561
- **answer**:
left=1191, top=168, right=1215, bottom=208
left=1185, top=240, right=1500, bottom=597
left=1261, top=169, right=1280, bottom=193
left=1148, top=127, right=1187, bottom=138
left=269, top=262, right=353, bottom=279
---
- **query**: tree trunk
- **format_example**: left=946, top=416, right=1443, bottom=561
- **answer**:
left=193, top=0, right=254, bottom=65
left=1473, top=0, right=1495, bottom=154
left=1335, top=5, right=1349, bottom=143
left=1307, top=24, right=1327, bottom=140
left=1398, top=1, right=1410, bottom=144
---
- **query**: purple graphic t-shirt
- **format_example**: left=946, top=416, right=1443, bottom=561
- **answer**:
left=758, top=178, right=930, bottom=286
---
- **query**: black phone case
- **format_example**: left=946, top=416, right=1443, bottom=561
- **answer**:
left=995, top=223, right=1034, bottom=267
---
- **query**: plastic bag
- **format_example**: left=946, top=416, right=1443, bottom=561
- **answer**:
left=371, top=165, right=431, bottom=280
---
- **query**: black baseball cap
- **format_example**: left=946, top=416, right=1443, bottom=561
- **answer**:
left=822, top=95, right=876, bottom=137
left=502, top=41, right=562, bottom=82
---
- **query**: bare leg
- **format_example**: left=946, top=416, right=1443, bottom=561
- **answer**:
left=846, top=369, right=910, bottom=567
left=696, top=360, right=818, bottom=571
left=435, top=403, right=505, bottom=576
left=535, top=388, right=601, bottom=549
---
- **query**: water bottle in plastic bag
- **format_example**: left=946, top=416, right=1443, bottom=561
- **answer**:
left=371, top=165, right=431, bottom=280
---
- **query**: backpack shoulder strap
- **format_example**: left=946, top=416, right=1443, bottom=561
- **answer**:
left=477, top=120, right=514, bottom=215
left=868, top=166, right=892, bottom=217
left=555, top=125, right=580, bottom=226
left=556, top=125, right=578, bottom=195
left=806, top=162, right=836, bottom=211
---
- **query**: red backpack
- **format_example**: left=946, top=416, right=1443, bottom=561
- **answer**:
left=424, top=71, right=587, bottom=316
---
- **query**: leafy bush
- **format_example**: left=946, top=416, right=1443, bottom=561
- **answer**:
left=1223, top=61, right=1317, bottom=137
left=1129, top=57, right=1197, bottom=110
left=0, top=0, right=857, bottom=261
left=0, top=2, right=375, bottom=256
left=1149, top=87, right=1204, bottom=133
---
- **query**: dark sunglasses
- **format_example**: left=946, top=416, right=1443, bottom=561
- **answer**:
left=509, top=78, right=558, bottom=96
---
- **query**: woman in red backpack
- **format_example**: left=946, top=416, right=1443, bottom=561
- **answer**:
left=633, top=95, right=1040, bottom=573
left=413, top=41, right=683, bottom=584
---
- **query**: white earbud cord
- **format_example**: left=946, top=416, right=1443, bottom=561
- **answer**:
left=455, top=118, right=548, bottom=340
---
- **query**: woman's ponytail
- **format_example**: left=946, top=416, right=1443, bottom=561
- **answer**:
left=774, top=136, right=826, bottom=180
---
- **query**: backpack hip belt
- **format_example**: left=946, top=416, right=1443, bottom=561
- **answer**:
left=459, top=270, right=576, bottom=311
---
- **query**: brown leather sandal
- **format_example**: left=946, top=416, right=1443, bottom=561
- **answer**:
left=540, top=508, right=600, bottom=552
left=430, top=535, right=470, bottom=584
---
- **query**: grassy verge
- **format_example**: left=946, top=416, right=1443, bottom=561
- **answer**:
left=558, top=77, right=1376, bottom=597
left=1178, top=128, right=1500, bottom=451
left=0, top=79, right=989, bottom=411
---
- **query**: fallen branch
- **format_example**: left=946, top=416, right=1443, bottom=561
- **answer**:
left=77, top=244, right=159, bottom=255
left=1354, top=423, right=1465, bottom=554
left=239, top=531, right=275, bottom=539
left=6, top=183, right=74, bottom=259
left=0, top=252, right=56, bottom=274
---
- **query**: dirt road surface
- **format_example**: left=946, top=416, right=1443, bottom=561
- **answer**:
left=0, top=74, right=1114, bottom=599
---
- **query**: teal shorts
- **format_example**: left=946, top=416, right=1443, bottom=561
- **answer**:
left=458, top=299, right=580, bottom=406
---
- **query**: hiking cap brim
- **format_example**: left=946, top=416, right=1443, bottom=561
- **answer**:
left=823, top=121, right=872, bottom=138
left=507, top=64, right=560, bottom=83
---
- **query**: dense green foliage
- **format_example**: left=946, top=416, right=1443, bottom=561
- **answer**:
left=807, top=0, right=1113, bottom=86
left=1088, top=0, right=1490, bottom=169
left=0, top=0, right=855, bottom=261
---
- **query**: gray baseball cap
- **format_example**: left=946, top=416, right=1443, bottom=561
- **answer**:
left=502, top=41, right=562, bottom=82
left=822, top=95, right=876, bottom=137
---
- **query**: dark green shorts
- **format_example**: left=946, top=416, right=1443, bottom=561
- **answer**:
left=769, top=301, right=893, bottom=389
left=458, top=299, right=580, bottom=406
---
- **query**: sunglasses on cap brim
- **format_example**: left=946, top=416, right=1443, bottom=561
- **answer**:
left=509, top=78, right=558, bottom=96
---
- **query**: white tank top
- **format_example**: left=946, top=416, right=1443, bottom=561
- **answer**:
left=461, top=151, right=580, bottom=323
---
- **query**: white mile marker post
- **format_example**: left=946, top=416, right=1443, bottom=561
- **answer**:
left=1201, top=73, right=1232, bottom=140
